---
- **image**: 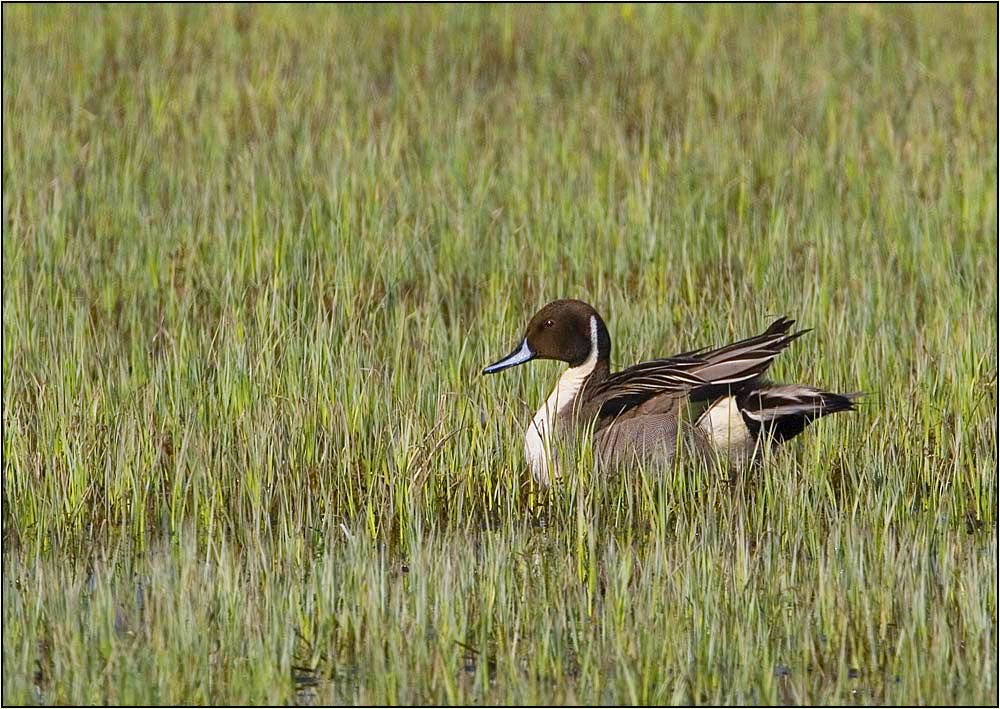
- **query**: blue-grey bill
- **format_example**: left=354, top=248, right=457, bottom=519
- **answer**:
left=482, top=339, right=535, bottom=374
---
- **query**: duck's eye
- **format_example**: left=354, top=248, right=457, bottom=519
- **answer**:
left=543, top=319, right=555, bottom=329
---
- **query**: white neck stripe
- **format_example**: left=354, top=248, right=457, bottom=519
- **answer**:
left=524, top=315, right=600, bottom=484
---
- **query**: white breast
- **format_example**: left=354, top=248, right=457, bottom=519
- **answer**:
left=525, top=316, right=598, bottom=485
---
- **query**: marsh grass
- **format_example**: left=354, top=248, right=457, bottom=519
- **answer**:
left=2, top=4, right=997, bottom=705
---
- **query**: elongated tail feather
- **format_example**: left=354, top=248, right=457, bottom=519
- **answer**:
left=737, top=385, right=860, bottom=441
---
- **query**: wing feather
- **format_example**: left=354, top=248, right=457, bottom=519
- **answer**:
left=594, top=318, right=808, bottom=418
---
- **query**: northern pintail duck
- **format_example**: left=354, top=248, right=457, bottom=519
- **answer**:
left=483, top=299, right=857, bottom=484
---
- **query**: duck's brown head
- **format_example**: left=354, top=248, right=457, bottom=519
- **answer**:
left=482, top=299, right=611, bottom=374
